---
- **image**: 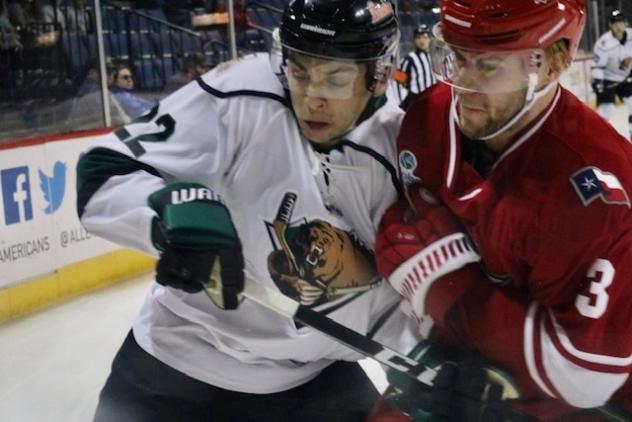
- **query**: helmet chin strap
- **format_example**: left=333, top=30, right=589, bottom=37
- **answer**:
left=452, top=73, right=557, bottom=141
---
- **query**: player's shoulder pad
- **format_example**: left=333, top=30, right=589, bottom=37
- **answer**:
left=541, top=97, right=632, bottom=240
left=538, top=166, right=630, bottom=244
left=395, top=84, right=451, bottom=190
left=403, top=83, right=451, bottom=131
left=349, top=96, right=404, bottom=149
left=199, top=53, right=286, bottom=100
left=595, top=31, right=621, bottom=51
left=561, top=164, right=631, bottom=243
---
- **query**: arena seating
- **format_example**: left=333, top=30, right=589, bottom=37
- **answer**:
left=0, top=0, right=441, bottom=142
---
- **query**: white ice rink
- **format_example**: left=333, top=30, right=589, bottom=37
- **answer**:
left=0, top=271, right=388, bottom=422
left=0, top=106, right=628, bottom=422
left=606, top=103, right=630, bottom=139
left=0, top=274, right=150, bottom=422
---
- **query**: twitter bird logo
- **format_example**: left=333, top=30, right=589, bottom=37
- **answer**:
left=39, top=161, right=67, bottom=214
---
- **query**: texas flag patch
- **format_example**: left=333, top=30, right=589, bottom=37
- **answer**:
left=570, top=166, right=630, bottom=207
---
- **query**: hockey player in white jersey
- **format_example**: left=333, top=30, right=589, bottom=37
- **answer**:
left=77, top=1, right=417, bottom=421
left=592, top=9, right=632, bottom=138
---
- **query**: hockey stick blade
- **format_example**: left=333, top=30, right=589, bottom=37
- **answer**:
left=202, top=276, right=438, bottom=388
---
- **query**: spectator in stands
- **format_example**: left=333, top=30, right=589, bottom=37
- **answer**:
left=77, top=66, right=100, bottom=96
left=9, top=0, right=58, bottom=48
left=0, top=0, right=22, bottom=51
left=109, top=63, right=154, bottom=119
left=42, top=0, right=65, bottom=30
left=8, top=0, right=45, bottom=31
left=43, top=0, right=89, bottom=34
left=163, top=52, right=212, bottom=94
left=163, top=0, right=205, bottom=27
left=77, top=58, right=113, bottom=96
left=70, top=0, right=90, bottom=34
left=67, top=59, right=129, bottom=129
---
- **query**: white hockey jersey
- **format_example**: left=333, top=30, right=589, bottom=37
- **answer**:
left=77, top=54, right=417, bottom=394
left=592, top=28, right=632, bottom=82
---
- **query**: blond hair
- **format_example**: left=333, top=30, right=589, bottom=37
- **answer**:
left=545, top=39, right=572, bottom=74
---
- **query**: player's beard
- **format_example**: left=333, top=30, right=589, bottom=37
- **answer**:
left=456, top=87, right=527, bottom=140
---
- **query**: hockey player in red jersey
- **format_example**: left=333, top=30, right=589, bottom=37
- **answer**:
left=373, top=0, right=632, bottom=420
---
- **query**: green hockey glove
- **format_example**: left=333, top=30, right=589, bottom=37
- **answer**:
left=148, top=182, right=244, bottom=309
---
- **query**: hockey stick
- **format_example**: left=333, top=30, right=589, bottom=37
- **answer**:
left=273, top=192, right=302, bottom=276
left=201, top=276, right=525, bottom=396
left=201, top=277, right=540, bottom=421
left=202, top=278, right=632, bottom=421
left=202, top=275, right=438, bottom=386
left=596, top=405, right=632, bottom=422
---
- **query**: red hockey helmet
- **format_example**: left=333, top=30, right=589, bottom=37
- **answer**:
left=440, top=0, right=586, bottom=58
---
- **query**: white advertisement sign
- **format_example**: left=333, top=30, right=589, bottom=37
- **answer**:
left=0, top=133, right=118, bottom=287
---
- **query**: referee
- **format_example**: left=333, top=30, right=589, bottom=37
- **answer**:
left=394, top=24, right=436, bottom=110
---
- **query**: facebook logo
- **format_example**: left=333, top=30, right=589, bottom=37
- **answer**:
left=1, top=166, right=33, bottom=225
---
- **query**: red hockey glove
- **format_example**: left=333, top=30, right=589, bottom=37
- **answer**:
left=376, top=186, right=480, bottom=326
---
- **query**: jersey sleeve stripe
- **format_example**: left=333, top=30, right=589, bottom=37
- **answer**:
left=546, top=309, right=632, bottom=369
left=541, top=313, right=630, bottom=408
left=77, top=147, right=163, bottom=218
left=447, top=100, right=459, bottom=188
left=535, top=307, right=566, bottom=399
left=544, top=316, right=630, bottom=375
left=195, top=78, right=290, bottom=106
left=338, top=140, right=404, bottom=200
left=524, top=302, right=558, bottom=398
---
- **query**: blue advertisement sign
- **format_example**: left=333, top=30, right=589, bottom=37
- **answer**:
left=1, top=166, right=33, bottom=225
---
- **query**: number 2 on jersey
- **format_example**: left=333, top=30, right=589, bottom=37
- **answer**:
left=575, top=258, right=614, bottom=319
left=115, top=105, right=175, bottom=157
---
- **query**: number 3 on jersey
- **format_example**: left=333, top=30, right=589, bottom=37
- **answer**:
left=575, top=258, right=614, bottom=319
left=115, top=105, right=175, bottom=157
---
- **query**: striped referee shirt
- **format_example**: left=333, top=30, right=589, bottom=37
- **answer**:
left=395, top=49, right=436, bottom=103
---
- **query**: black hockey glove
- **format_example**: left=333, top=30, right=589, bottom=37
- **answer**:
left=148, top=182, right=244, bottom=309
left=592, top=79, right=604, bottom=95
left=385, top=341, right=532, bottom=422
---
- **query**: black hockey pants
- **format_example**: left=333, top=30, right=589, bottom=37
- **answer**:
left=93, top=330, right=380, bottom=422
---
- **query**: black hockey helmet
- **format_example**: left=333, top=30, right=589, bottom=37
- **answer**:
left=609, top=10, right=626, bottom=24
left=279, top=0, right=399, bottom=61
left=413, top=24, right=430, bottom=37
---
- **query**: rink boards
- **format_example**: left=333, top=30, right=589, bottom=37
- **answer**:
left=0, top=129, right=155, bottom=322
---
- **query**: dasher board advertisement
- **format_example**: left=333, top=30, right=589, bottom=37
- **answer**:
left=0, top=131, right=119, bottom=287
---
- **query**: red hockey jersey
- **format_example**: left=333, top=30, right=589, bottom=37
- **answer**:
left=396, top=83, right=632, bottom=415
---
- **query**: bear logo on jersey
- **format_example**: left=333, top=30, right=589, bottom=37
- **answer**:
left=266, top=193, right=380, bottom=309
